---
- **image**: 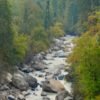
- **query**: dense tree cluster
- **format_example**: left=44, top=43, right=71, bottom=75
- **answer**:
left=0, top=0, right=66, bottom=75
left=69, top=8, right=100, bottom=100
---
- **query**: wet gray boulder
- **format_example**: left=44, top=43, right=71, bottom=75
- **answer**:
left=41, top=91, right=47, bottom=96
left=54, top=50, right=66, bottom=57
left=33, top=53, right=44, bottom=61
left=19, top=64, right=33, bottom=73
left=25, top=75, right=38, bottom=89
left=21, top=67, right=33, bottom=73
left=12, top=73, right=29, bottom=91
left=8, top=95, right=16, bottom=100
left=58, top=75, right=64, bottom=80
left=32, top=62, right=47, bottom=71
left=0, top=84, right=9, bottom=91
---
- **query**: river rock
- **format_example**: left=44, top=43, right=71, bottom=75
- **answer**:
left=17, top=71, right=38, bottom=89
left=53, top=46, right=60, bottom=51
left=42, top=79, right=65, bottom=93
left=19, top=64, right=33, bottom=73
left=32, top=62, right=47, bottom=71
left=12, top=73, right=29, bottom=91
left=22, top=64, right=33, bottom=73
left=54, top=50, right=66, bottom=57
left=17, top=94, right=25, bottom=100
left=42, top=97, right=50, bottom=100
left=33, top=53, right=44, bottom=61
left=21, top=67, right=33, bottom=73
left=55, top=90, right=70, bottom=100
left=22, top=91, right=31, bottom=97
left=0, top=84, right=9, bottom=91
left=8, top=95, right=16, bottom=100
left=41, top=91, right=47, bottom=96
left=58, top=75, right=64, bottom=80
left=53, top=38, right=62, bottom=45
left=45, top=54, right=54, bottom=60
left=25, top=75, right=38, bottom=89
left=6, top=73, right=13, bottom=83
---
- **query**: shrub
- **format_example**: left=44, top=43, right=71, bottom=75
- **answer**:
left=30, top=26, right=50, bottom=53
left=13, top=32, right=29, bottom=64
left=68, top=11, right=100, bottom=99
left=50, top=22, right=64, bottom=38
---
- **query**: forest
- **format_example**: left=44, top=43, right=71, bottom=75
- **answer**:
left=0, top=0, right=100, bottom=100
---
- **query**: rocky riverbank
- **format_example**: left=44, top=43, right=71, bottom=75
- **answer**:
left=0, top=35, right=75, bottom=100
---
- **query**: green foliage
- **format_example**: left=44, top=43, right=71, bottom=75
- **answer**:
left=13, top=32, right=29, bottom=64
left=69, top=11, right=100, bottom=99
left=30, top=26, right=50, bottom=53
left=96, top=95, right=100, bottom=100
left=50, top=22, right=64, bottom=38
left=0, top=0, right=14, bottom=68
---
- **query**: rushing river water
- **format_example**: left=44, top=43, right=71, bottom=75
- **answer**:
left=23, top=35, right=75, bottom=100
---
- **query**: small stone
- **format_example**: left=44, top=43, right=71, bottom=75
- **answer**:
left=41, top=91, right=47, bottom=96
left=18, top=94, right=25, bottom=100
left=42, top=97, right=50, bottom=100
left=8, top=95, right=16, bottom=100
left=0, top=85, right=9, bottom=91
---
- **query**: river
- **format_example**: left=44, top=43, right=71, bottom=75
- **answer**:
left=25, top=35, right=75, bottom=100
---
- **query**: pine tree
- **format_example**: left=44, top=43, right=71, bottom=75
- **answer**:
left=0, top=0, right=14, bottom=73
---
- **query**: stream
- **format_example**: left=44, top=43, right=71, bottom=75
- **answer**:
left=25, top=35, right=75, bottom=100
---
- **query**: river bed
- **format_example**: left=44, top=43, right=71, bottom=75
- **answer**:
left=25, top=35, right=75, bottom=100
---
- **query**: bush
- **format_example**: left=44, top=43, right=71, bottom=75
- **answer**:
left=96, top=95, right=100, bottom=100
left=68, top=11, right=100, bottom=99
left=50, top=22, right=64, bottom=38
left=13, top=32, right=29, bottom=64
left=30, top=26, right=50, bottom=53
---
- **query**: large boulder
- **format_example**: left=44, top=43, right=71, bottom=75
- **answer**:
left=42, top=79, right=65, bottom=93
left=25, top=75, right=38, bottom=89
left=32, top=62, right=47, bottom=71
left=13, top=71, right=38, bottom=89
left=19, top=64, right=33, bottom=73
left=12, top=73, right=29, bottom=91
